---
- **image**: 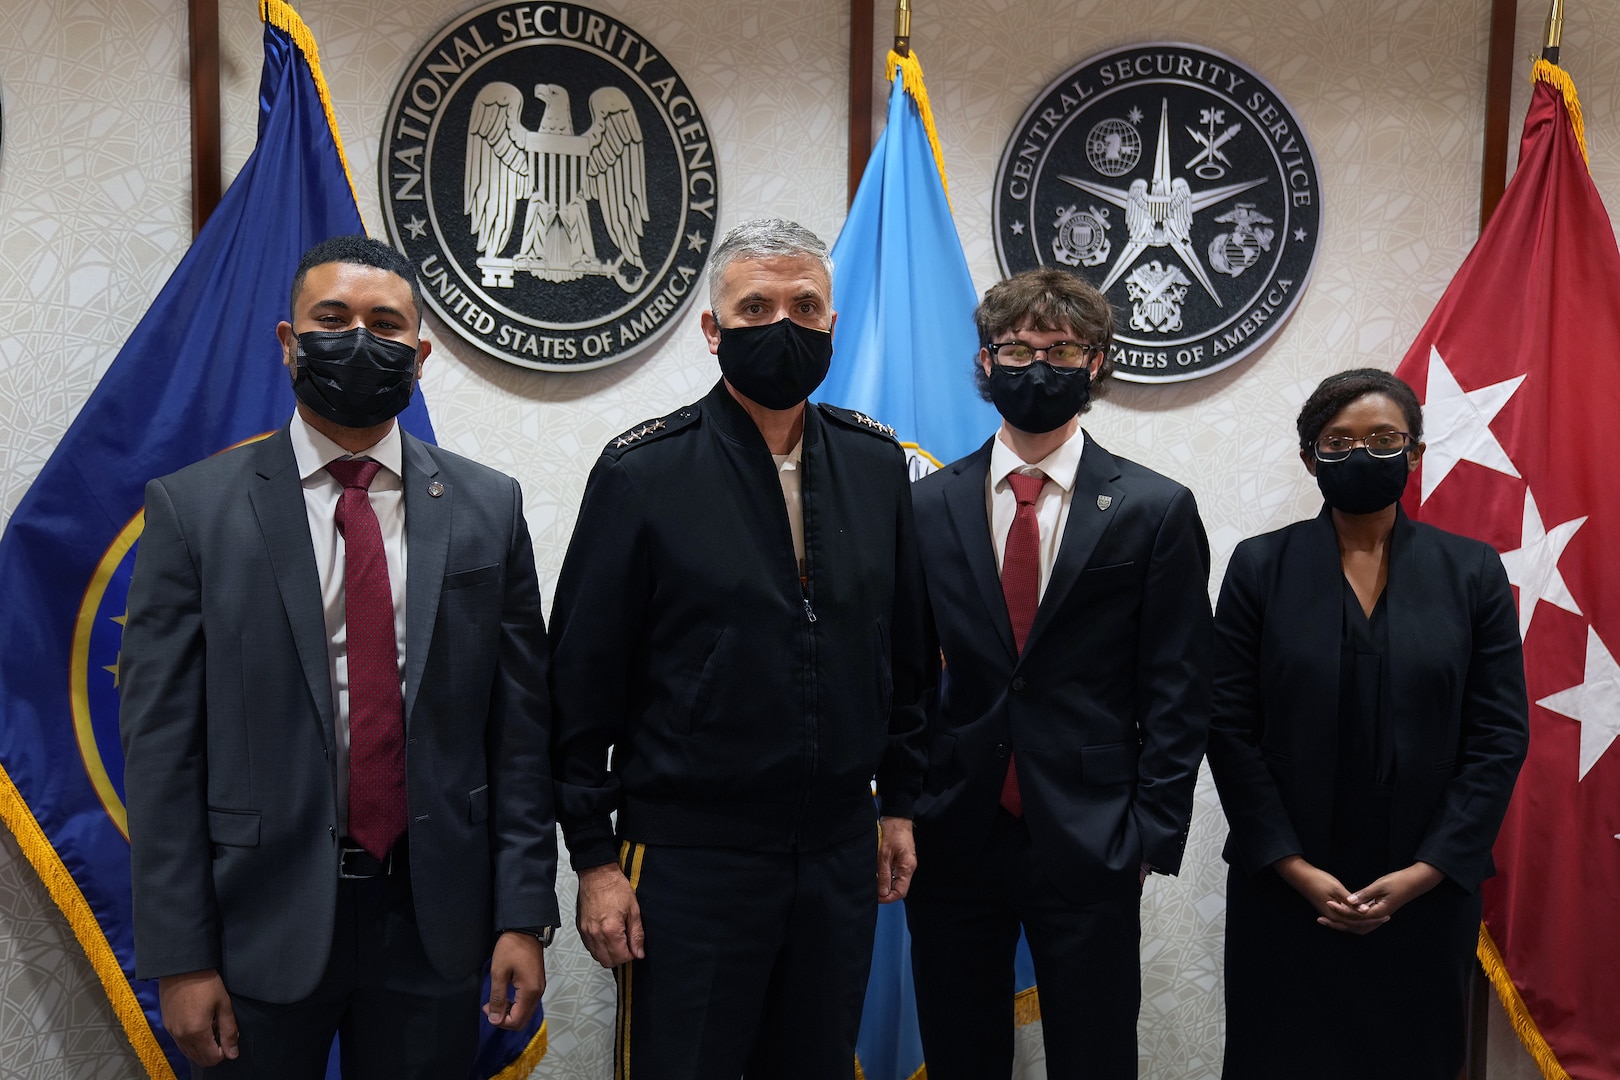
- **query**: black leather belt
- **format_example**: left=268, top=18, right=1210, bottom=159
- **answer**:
left=337, top=842, right=394, bottom=879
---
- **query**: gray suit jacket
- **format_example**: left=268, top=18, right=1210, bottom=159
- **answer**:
left=119, top=426, right=558, bottom=1003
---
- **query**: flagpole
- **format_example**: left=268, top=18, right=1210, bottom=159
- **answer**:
left=1542, top=0, right=1563, bottom=63
left=187, top=0, right=222, bottom=235
left=1479, top=0, right=1518, bottom=231
left=848, top=0, right=874, bottom=206
left=893, top=0, right=910, bottom=56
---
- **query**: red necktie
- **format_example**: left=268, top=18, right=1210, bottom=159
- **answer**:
left=327, top=459, right=407, bottom=859
left=999, top=471, right=1046, bottom=817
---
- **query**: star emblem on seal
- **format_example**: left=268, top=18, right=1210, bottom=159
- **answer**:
left=994, top=43, right=1322, bottom=383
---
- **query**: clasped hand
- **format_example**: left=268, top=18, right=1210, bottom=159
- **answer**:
left=1273, top=855, right=1443, bottom=935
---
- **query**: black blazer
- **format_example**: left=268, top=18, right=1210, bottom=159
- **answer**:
left=120, top=427, right=559, bottom=1002
left=1207, top=507, right=1529, bottom=891
left=911, top=433, right=1212, bottom=898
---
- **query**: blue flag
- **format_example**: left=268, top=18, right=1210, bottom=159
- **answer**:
left=840, top=52, right=1037, bottom=1080
left=821, top=50, right=999, bottom=473
left=0, top=3, right=561, bottom=1077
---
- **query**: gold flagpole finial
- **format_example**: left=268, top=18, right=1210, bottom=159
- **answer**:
left=894, top=0, right=912, bottom=57
left=1543, top=0, right=1564, bottom=60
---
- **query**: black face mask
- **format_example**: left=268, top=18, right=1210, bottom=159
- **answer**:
left=987, top=359, right=1092, bottom=434
left=291, top=327, right=420, bottom=429
left=1315, top=448, right=1411, bottom=514
left=716, top=318, right=833, bottom=410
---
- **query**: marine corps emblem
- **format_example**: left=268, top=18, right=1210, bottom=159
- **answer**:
left=994, top=44, right=1321, bottom=382
left=380, top=2, right=719, bottom=371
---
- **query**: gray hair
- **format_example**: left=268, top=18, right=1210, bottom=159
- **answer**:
left=706, top=218, right=834, bottom=312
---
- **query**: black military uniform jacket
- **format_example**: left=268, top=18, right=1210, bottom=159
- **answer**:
left=549, top=381, right=929, bottom=871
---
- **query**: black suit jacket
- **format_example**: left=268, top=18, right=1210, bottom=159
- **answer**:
left=1206, top=507, right=1529, bottom=891
left=119, top=426, right=559, bottom=1003
left=911, top=433, right=1212, bottom=898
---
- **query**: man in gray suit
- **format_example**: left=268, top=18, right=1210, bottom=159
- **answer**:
left=119, top=235, right=558, bottom=1077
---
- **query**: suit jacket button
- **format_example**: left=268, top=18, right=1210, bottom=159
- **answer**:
left=1011, top=677, right=1026, bottom=692
left=994, top=743, right=1010, bottom=759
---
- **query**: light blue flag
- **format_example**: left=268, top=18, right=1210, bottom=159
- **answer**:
left=842, top=53, right=1036, bottom=1080
left=821, top=50, right=999, bottom=474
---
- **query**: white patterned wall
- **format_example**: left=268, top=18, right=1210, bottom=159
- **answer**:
left=5, top=0, right=1618, bottom=1075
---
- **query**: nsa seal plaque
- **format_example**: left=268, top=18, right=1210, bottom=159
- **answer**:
left=994, top=44, right=1321, bottom=382
left=380, top=2, right=719, bottom=371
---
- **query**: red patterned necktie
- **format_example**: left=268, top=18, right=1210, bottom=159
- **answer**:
left=999, top=470, right=1046, bottom=817
left=326, top=458, right=407, bottom=859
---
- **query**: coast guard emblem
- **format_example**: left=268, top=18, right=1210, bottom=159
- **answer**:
left=380, top=2, right=718, bottom=371
left=994, top=44, right=1321, bottom=382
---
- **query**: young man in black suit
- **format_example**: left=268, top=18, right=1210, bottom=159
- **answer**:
left=906, top=267, right=1212, bottom=1079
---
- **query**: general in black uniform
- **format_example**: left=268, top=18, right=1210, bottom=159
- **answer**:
left=549, top=219, right=928, bottom=1079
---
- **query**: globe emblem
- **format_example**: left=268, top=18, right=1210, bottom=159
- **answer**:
left=1086, top=119, right=1141, bottom=177
left=1209, top=231, right=1262, bottom=274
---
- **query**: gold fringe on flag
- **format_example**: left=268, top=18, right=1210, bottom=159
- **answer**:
left=259, top=0, right=366, bottom=223
left=1477, top=922, right=1571, bottom=1080
left=885, top=49, right=952, bottom=209
left=0, top=762, right=177, bottom=1080
left=491, top=1021, right=549, bottom=1079
left=1012, top=985, right=1041, bottom=1026
left=1532, top=58, right=1590, bottom=168
left=853, top=1057, right=927, bottom=1080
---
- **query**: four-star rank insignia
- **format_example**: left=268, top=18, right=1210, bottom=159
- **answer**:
left=851, top=412, right=898, bottom=439
left=613, top=418, right=667, bottom=448
left=994, top=44, right=1322, bottom=383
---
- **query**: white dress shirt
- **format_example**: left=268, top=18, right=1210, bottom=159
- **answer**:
left=773, top=437, right=806, bottom=570
left=986, top=426, right=1086, bottom=600
left=288, top=413, right=409, bottom=836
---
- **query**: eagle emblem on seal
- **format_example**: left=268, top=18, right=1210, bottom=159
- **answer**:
left=464, top=82, right=649, bottom=292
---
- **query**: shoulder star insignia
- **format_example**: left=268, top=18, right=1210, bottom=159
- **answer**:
left=852, top=412, right=898, bottom=438
left=613, top=417, right=668, bottom=449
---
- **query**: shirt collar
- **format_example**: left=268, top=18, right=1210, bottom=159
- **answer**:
left=989, top=425, right=1086, bottom=493
left=772, top=437, right=804, bottom=471
left=289, top=411, right=405, bottom=482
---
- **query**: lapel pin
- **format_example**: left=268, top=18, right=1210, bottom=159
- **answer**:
left=1096, top=495, right=1112, bottom=511
left=427, top=481, right=445, bottom=498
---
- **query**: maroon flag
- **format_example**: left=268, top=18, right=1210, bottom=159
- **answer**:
left=1394, top=61, right=1620, bottom=1080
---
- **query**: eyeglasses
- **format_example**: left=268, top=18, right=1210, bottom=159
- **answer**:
left=1314, top=432, right=1414, bottom=462
left=986, top=341, right=1103, bottom=369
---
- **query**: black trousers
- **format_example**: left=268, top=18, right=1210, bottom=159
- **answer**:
left=198, top=846, right=481, bottom=1080
left=612, top=827, right=879, bottom=1080
left=906, top=810, right=1142, bottom=1080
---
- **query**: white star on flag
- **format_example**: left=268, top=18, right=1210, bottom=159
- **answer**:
left=1419, top=346, right=1525, bottom=503
left=1499, top=487, right=1587, bottom=640
left=1537, top=625, right=1620, bottom=781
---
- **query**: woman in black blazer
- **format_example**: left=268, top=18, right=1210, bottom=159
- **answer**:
left=1208, top=369, right=1529, bottom=1079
